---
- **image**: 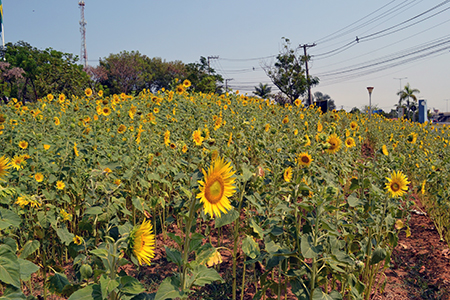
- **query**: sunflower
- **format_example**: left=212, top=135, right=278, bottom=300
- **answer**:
left=317, top=122, right=323, bottom=133
left=56, top=181, right=65, bottom=190
left=153, top=107, right=160, bottom=114
left=350, top=121, right=358, bottom=131
left=297, top=152, right=313, bottom=167
left=382, top=145, right=389, bottom=156
left=192, top=129, right=204, bottom=146
left=129, top=220, right=156, bottom=265
left=385, top=171, right=410, bottom=198
left=282, top=116, right=289, bottom=124
left=294, top=99, right=301, bottom=107
left=47, top=94, right=54, bottom=101
left=98, top=90, right=104, bottom=97
left=102, top=107, right=111, bottom=116
left=407, top=132, right=418, bottom=144
left=227, top=133, right=233, bottom=147
left=35, top=173, right=44, bottom=182
left=176, top=84, right=185, bottom=95
left=0, top=156, right=12, bottom=181
left=54, top=117, right=60, bottom=125
left=264, top=124, right=270, bottom=132
left=43, top=144, right=51, bottom=150
left=183, top=79, right=191, bottom=88
left=164, top=130, right=170, bottom=146
left=345, top=137, right=356, bottom=148
left=73, top=142, right=80, bottom=157
left=73, top=235, right=84, bottom=245
left=304, top=135, right=311, bottom=146
left=170, top=143, right=177, bottom=149
left=117, top=124, right=127, bottom=134
left=197, top=157, right=236, bottom=218
left=85, top=88, right=93, bottom=97
left=15, top=196, right=29, bottom=208
left=326, top=133, right=342, bottom=154
left=11, top=155, right=25, bottom=170
left=421, top=179, right=426, bottom=195
left=283, top=167, right=293, bottom=182
left=18, top=141, right=28, bottom=149
left=58, top=94, right=66, bottom=103
left=182, top=145, right=188, bottom=153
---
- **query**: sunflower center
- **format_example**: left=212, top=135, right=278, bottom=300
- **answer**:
left=205, top=175, right=224, bottom=205
left=301, top=156, right=310, bottom=163
left=391, top=182, right=400, bottom=192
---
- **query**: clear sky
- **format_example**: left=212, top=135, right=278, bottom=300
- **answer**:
left=2, top=0, right=450, bottom=112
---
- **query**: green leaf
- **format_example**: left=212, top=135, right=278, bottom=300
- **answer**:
left=56, top=226, right=75, bottom=246
left=80, top=264, right=93, bottom=280
left=67, top=284, right=102, bottom=300
left=347, top=194, right=362, bottom=207
left=47, top=272, right=70, bottom=294
left=147, top=173, right=161, bottom=182
left=84, top=206, right=103, bottom=216
left=0, top=284, right=26, bottom=299
left=99, top=275, right=120, bottom=298
left=214, top=208, right=239, bottom=228
left=165, top=247, right=182, bottom=267
left=241, top=165, right=253, bottom=182
left=90, top=249, right=109, bottom=260
left=187, top=265, right=223, bottom=288
left=155, top=276, right=185, bottom=300
left=301, top=234, right=319, bottom=259
left=0, top=208, right=21, bottom=230
left=312, top=288, right=342, bottom=300
left=17, top=259, right=39, bottom=281
left=0, top=244, right=20, bottom=288
left=189, top=233, right=204, bottom=253
left=370, top=247, right=387, bottom=265
left=242, top=235, right=260, bottom=259
left=167, top=233, right=182, bottom=247
left=120, top=276, right=145, bottom=295
left=250, top=219, right=264, bottom=239
left=180, top=187, right=192, bottom=199
left=19, top=240, right=40, bottom=259
left=193, top=244, right=215, bottom=266
left=132, top=197, right=144, bottom=213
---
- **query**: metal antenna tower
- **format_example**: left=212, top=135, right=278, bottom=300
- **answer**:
left=78, top=1, right=88, bottom=68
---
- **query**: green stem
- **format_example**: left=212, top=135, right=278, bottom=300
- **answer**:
left=232, top=182, right=246, bottom=300
left=181, top=195, right=198, bottom=291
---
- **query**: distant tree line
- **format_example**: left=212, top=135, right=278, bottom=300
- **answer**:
left=0, top=41, right=224, bottom=101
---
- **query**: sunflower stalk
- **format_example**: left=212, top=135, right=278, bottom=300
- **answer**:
left=232, top=181, right=246, bottom=300
left=180, top=193, right=198, bottom=292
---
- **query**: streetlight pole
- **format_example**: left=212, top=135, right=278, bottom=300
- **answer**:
left=394, top=77, right=407, bottom=92
left=367, top=86, right=374, bottom=119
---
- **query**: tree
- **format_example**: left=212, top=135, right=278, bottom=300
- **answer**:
left=264, top=38, right=319, bottom=104
left=185, top=57, right=223, bottom=94
left=313, top=91, right=336, bottom=111
left=0, top=62, right=25, bottom=100
left=1, top=41, right=90, bottom=101
left=253, top=83, right=272, bottom=99
left=350, top=107, right=361, bottom=114
left=397, top=83, right=420, bottom=120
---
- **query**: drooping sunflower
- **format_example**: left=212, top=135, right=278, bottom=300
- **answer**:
left=385, top=171, right=410, bottom=198
left=382, top=145, right=389, bottom=156
left=182, top=145, right=188, bottom=153
left=73, top=235, right=84, bottom=245
left=345, top=137, right=356, bottom=148
left=326, top=133, right=342, bottom=154
left=264, top=124, right=270, bottom=132
left=18, top=141, right=28, bottom=149
left=85, top=88, right=93, bottom=97
left=317, top=122, right=323, bottom=133
left=0, top=156, right=12, bottom=181
left=192, top=129, right=204, bottom=146
left=297, top=152, right=313, bottom=167
left=129, top=220, right=156, bottom=265
left=197, top=157, right=236, bottom=218
left=54, top=117, right=61, bottom=126
left=283, top=167, right=293, bottom=182
left=304, top=135, right=311, bottom=146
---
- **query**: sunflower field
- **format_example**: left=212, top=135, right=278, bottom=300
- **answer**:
left=0, top=83, right=449, bottom=300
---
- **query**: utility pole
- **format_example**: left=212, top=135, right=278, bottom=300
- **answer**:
left=207, top=56, right=219, bottom=75
left=394, top=77, right=407, bottom=92
left=225, top=78, right=233, bottom=92
left=301, top=44, right=316, bottom=106
left=79, top=1, right=88, bottom=68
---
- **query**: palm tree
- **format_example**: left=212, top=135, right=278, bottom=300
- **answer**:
left=253, top=83, right=272, bottom=99
left=397, top=83, right=420, bottom=119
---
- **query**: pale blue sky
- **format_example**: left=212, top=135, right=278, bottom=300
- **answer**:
left=2, top=1, right=450, bottom=112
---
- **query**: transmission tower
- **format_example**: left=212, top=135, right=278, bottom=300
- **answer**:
left=79, top=1, right=88, bottom=68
